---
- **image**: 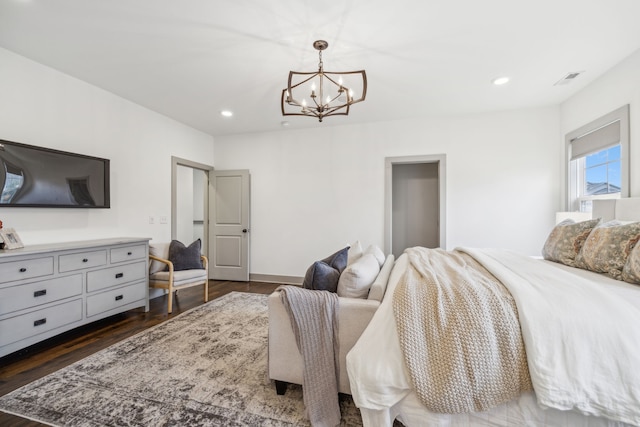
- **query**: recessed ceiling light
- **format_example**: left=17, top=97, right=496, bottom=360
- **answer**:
left=492, top=76, right=510, bottom=86
left=220, top=110, right=233, bottom=118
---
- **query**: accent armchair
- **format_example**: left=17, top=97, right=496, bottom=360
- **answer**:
left=148, top=242, right=209, bottom=313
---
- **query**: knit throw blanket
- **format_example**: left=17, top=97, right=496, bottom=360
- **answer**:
left=278, top=285, right=340, bottom=427
left=393, top=248, right=532, bottom=413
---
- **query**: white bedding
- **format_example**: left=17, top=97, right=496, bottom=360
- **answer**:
left=346, top=250, right=640, bottom=427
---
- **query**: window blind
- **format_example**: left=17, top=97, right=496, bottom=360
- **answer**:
left=570, top=120, right=620, bottom=160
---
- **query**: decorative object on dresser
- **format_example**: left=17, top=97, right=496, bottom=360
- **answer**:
left=0, top=238, right=150, bottom=358
left=148, top=239, right=208, bottom=313
left=0, top=227, right=24, bottom=250
left=0, top=292, right=365, bottom=426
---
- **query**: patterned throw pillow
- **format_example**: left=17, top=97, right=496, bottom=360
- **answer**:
left=542, top=218, right=600, bottom=267
left=575, top=221, right=640, bottom=280
left=622, top=246, right=640, bottom=285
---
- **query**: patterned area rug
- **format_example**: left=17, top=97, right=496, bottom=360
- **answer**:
left=0, top=292, right=363, bottom=426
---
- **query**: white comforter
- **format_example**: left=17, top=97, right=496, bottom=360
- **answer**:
left=347, top=249, right=640, bottom=426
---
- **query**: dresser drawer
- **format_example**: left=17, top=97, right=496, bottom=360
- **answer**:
left=86, top=282, right=146, bottom=318
left=59, top=250, right=107, bottom=273
left=111, top=244, right=147, bottom=263
left=0, top=299, right=83, bottom=347
left=0, top=274, right=83, bottom=316
left=0, top=257, right=54, bottom=284
left=86, top=261, right=147, bottom=293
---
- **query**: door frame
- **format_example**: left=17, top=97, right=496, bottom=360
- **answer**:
left=171, top=156, right=214, bottom=257
left=384, top=154, right=446, bottom=255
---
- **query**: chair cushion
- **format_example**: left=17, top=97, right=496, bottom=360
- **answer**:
left=168, top=239, right=203, bottom=271
left=149, top=242, right=170, bottom=274
left=150, top=269, right=207, bottom=287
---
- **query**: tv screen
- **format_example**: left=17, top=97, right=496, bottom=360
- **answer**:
left=0, top=139, right=110, bottom=208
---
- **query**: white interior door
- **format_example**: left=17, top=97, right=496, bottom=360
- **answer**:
left=209, top=169, right=250, bottom=281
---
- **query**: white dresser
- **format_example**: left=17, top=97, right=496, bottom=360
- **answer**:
left=0, top=238, right=150, bottom=358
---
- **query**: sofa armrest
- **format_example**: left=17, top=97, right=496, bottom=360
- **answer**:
left=267, top=289, right=380, bottom=394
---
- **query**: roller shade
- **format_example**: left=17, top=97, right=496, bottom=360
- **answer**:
left=570, top=120, right=620, bottom=160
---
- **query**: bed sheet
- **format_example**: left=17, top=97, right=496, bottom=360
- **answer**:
left=346, top=253, right=638, bottom=427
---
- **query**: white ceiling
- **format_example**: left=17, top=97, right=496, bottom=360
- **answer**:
left=1, top=0, right=640, bottom=137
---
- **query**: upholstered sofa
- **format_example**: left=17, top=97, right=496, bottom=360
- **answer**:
left=267, top=253, right=395, bottom=395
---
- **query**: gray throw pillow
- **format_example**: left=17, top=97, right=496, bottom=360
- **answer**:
left=168, top=239, right=203, bottom=271
left=303, top=261, right=341, bottom=292
left=321, top=247, right=349, bottom=273
left=302, top=246, right=349, bottom=292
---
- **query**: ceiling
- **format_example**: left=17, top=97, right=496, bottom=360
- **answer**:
left=1, top=0, right=640, bottom=137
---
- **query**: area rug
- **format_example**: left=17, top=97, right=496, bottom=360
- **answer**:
left=0, top=292, right=364, bottom=426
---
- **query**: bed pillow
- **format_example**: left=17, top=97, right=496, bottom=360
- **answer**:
left=363, top=244, right=385, bottom=268
left=337, top=253, right=380, bottom=299
left=541, top=218, right=600, bottom=267
left=168, top=239, right=203, bottom=271
left=302, top=246, right=349, bottom=291
left=622, top=245, right=640, bottom=285
left=575, top=221, right=640, bottom=280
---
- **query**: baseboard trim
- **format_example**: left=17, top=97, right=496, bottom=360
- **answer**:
left=249, top=273, right=303, bottom=286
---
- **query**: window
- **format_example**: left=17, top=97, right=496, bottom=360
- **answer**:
left=566, top=105, right=629, bottom=212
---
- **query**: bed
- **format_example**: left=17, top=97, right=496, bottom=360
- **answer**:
left=346, top=199, right=640, bottom=427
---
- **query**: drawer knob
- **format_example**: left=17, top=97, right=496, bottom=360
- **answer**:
left=82, top=258, right=89, bottom=263
left=34, top=318, right=47, bottom=327
left=127, top=252, right=132, bottom=256
left=115, top=273, right=124, bottom=279
left=34, top=289, right=47, bottom=298
left=19, top=267, right=27, bottom=273
left=115, top=295, right=124, bottom=301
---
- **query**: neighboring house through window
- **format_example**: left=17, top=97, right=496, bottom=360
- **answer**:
left=566, top=105, right=630, bottom=212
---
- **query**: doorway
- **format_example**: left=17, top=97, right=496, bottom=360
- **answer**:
left=171, top=157, right=213, bottom=258
left=384, top=155, right=446, bottom=258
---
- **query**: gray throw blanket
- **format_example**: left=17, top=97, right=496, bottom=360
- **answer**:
left=393, top=247, right=532, bottom=413
left=278, top=285, right=340, bottom=427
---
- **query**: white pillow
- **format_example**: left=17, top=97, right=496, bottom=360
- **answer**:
left=337, top=254, right=380, bottom=299
left=347, top=240, right=363, bottom=265
left=363, top=244, right=385, bottom=267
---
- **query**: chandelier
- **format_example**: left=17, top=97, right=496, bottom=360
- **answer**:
left=281, top=40, right=367, bottom=122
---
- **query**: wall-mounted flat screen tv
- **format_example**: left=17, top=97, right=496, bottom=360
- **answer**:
left=0, top=139, right=110, bottom=208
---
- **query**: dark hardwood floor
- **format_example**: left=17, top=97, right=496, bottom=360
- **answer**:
left=0, top=280, right=280, bottom=427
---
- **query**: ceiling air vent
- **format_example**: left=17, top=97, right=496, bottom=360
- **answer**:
left=554, top=71, right=584, bottom=86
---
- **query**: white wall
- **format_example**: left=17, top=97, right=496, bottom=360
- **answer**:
left=560, top=48, right=640, bottom=204
left=214, top=106, right=561, bottom=277
left=0, top=47, right=214, bottom=245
